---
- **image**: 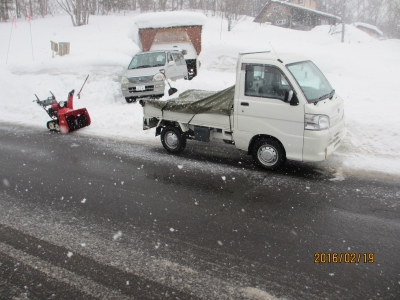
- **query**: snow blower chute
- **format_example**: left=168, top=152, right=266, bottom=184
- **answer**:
left=33, top=75, right=91, bottom=133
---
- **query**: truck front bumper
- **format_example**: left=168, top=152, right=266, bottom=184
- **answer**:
left=303, top=117, right=346, bottom=162
left=121, top=81, right=165, bottom=99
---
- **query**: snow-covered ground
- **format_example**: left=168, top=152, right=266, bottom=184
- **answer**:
left=1, top=12, right=399, bottom=177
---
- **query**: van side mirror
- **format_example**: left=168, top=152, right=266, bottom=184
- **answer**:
left=168, top=61, right=174, bottom=66
left=181, top=50, right=187, bottom=55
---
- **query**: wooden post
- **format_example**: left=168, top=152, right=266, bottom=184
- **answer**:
left=50, top=41, right=58, bottom=58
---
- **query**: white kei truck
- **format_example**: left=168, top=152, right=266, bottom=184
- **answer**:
left=140, top=51, right=345, bottom=170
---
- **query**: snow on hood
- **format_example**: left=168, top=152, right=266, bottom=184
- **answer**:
left=123, top=66, right=163, bottom=78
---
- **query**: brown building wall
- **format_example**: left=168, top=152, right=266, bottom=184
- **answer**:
left=292, top=0, right=317, bottom=10
left=257, top=3, right=291, bottom=27
left=139, top=26, right=202, bottom=54
left=255, top=2, right=338, bottom=30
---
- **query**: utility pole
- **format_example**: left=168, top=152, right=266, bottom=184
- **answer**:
left=15, top=0, right=19, bottom=18
left=341, top=1, right=346, bottom=43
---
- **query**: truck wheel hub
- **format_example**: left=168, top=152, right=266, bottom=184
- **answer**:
left=166, top=132, right=178, bottom=148
left=259, top=146, right=277, bottom=164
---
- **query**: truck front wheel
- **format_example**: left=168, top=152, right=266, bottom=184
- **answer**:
left=252, top=138, right=286, bottom=170
left=161, top=127, right=186, bottom=153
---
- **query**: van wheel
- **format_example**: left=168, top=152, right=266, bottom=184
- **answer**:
left=161, top=127, right=186, bottom=153
left=252, top=138, right=286, bottom=170
left=125, top=97, right=136, bottom=103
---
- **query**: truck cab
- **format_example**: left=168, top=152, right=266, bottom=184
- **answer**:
left=233, top=52, right=345, bottom=165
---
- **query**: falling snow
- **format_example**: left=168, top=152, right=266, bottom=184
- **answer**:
left=113, top=231, right=122, bottom=240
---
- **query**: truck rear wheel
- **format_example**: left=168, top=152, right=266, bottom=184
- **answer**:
left=252, top=138, right=286, bottom=170
left=161, top=127, right=186, bottom=153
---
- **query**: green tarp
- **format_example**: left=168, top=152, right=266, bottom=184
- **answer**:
left=144, top=85, right=235, bottom=116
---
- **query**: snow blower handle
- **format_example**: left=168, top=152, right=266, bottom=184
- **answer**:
left=77, top=75, right=89, bottom=99
left=32, top=92, right=56, bottom=107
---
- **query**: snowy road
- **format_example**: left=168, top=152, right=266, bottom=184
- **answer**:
left=0, top=123, right=399, bottom=299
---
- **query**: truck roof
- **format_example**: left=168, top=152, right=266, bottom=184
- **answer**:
left=240, top=52, right=309, bottom=65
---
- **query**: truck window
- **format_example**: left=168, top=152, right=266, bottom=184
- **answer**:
left=245, top=64, right=290, bottom=100
left=286, top=60, right=333, bottom=103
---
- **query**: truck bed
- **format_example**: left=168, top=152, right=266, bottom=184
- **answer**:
left=142, top=86, right=235, bottom=130
left=143, top=104, right=231, bottom=129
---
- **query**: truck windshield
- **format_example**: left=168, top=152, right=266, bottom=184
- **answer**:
left=286, top=61, right=334, bottom=103
left=128, top=52, right=166, bottom=69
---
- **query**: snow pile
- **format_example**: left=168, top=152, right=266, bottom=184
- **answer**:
left=134, top=11, right=207, bottom=28
left=311, top=24, right=377, bottom=44
left=0, top=12, right=400, bottom=176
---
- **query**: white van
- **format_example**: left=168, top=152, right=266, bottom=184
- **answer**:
left=121, top=50, right=188, bottom=103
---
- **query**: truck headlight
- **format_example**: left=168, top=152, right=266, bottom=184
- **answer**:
left=152, top=73, right=163, bottom=81
left=305, top=114, right=330, bottom=130
left=121, top=76, right=129, bottom=84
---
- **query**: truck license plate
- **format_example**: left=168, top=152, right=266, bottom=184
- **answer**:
left=136, top=85, right=145, bottom=91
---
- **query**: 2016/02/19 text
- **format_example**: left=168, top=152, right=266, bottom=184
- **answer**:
left=314, top=252, right=374, bottom=264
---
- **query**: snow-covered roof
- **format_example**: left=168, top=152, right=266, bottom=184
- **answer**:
left=134, top=11, right=207, bottom=29
left=353, top=22, right=383, bottom=36
left=256, top=0, right=341, bottom=21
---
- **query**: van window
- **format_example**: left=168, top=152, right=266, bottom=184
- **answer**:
left=172, top=53, right=183, bottom=65
left=167, top=52, right=174, bottom=63
left=178, top=53, right=187, bottom=66
left=245, top=64, right=290, bottom=100
left=128, top=52, right=166, bottom=69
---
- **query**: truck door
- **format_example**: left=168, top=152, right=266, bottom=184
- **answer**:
left=235, top=63, right=304, bottom=161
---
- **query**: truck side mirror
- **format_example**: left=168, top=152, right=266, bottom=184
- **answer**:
left=168, top=61, right=175, bottom=66
left=290, top=93, right=299, bottom=106
left=181, top=50, right=187, bottom=55
left=284, top=90, right=293, bottom=103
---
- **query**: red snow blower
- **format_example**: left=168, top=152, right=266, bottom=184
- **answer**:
left=33, top=75, right=91, bottom=133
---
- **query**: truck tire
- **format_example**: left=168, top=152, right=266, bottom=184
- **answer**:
left=161, top=126, right=186, bottom=153
left=252, top=138, right=286, bottom=170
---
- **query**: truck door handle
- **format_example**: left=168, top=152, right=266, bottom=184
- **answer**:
left=241, top=102, right=249, bottom=106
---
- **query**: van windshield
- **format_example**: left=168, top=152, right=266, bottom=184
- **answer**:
left=286, top=61, right=334, bottom=103
left=128, top=52, right=166, bottom=69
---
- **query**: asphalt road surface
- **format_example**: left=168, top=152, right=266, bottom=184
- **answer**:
left=0, top=123, right=399, bottom=300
